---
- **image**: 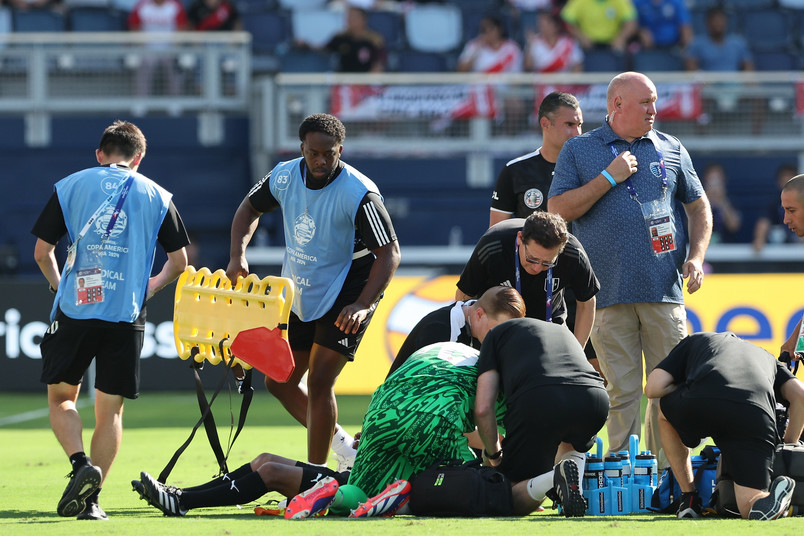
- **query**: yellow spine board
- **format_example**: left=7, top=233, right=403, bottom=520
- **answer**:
left=172, top=266, right=294, bottom=367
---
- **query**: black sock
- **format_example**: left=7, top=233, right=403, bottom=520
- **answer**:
left=180, top=471, right=268, bottom=510
left=69, top=452, right=90, bottom=470
left=183, top=463, right=254, bottom=492
left=86, top=489, right=101, bottom=506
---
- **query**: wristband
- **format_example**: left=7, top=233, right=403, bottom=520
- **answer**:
left=48, top=285, right=56, bottom=294
left=601, top=170, right=616, bottom=187
left=484, top=448, right=503, bottom=460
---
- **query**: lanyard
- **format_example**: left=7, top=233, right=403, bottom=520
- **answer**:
left=514, top=241, right=554, bottom=322
left=609, top=143, right=667, bottom=204
left=72, top=175, right=134, bottom=246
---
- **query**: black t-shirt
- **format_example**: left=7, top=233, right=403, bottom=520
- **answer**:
left=656, top=331, right=796, bottom=418
left=248, top=160, right=397, bottom=254
left=457, top=219, right=599, bottom=323
left=326, top=31, right=385, bottom=72
left=477, top=318, right=604, bottom=407
left=490, top=149, right=555, bottom=218
left=394, top=301, right=478, bottom=367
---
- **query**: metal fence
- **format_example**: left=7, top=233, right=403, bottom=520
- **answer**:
left=0, top=31, right=251, bottom=145
left=254, top=71, right=804, bottom=187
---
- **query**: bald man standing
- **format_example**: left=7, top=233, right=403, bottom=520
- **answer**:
left=548, top=72, right=712, bottom=466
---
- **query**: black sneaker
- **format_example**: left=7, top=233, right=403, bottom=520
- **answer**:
left=140, top=471, right=187, bottom=517
left=553, top=459, right=586, bottom=517
left=677, top=491, right=703, bottom=519
left=76, top=501, right=108, bottom=521
left=749, top=476, right=795, bottom=521
left=57, top=464, right=103, bottom=517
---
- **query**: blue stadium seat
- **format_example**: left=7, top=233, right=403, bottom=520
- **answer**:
left=69, top=7, right=125, bottom=32
left=278, top=0, right=325, bottom=8
left=235, top=0, right=277, bottom=13
left=13, top=9, right=66, bottom=32
left=753, top=51, right=798, bottom=71
left=243, top=11, right=290, bottom=55
left=279, top=49, right=333, bottom=73
left=583, top=49, right=627, bottom=72
left=632, top=49, right=684, bottom=72
left=291, top=9, right=343, bottom=49
left=725, top=0, right=777, bottom=9
left=405, top=4, right=463, bottom=53
left=396, top=50, right=449, bottom=72
left=367, top=10, right=403, bottom=51
left=738, top=9, right=792, bottom=52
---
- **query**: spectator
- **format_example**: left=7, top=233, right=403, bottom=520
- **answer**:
left=702, top=163, right=741, bottom=244
left=632, top=0, right=692, bottom=50
left=523, top=11, right=583, bottom=73
left=327, top=6, right=385, bottom=73
left=457, top=15, right=522, bottom=73
left=187, top=0, right=241, bottom=31
left=685, top=7, right=753, bottom=72
left=753, top=164, right=801, bottom=252
left=560, top=0, right=637, bottom=52
left=128, top=0, right=188, bottom=112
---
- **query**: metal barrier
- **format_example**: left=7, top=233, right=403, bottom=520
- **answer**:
left=0, top=31, right=251, bottom=145
left=254, top=71, right=804, bottom=187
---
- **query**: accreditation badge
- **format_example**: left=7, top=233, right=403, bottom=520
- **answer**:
left=641, top=198, right=676, bottom=255
left=74, top=245, right=105, bottom=305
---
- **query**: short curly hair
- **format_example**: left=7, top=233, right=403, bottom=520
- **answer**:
left=298, top=113, right=346, bottom=144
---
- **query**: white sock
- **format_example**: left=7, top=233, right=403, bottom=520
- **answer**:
left=526, top=470, right=554, bottom=501
left=558, top=450, right=587, bottom=493
left=331, top=425, right=356, bottom=457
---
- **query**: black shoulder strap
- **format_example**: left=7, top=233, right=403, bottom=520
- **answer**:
left=158, top=341, right=252, bottom=483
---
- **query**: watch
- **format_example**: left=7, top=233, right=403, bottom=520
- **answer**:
left=484, top=448, right=503, bottom=460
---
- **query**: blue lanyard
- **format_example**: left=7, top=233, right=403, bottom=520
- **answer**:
left=609, top=143, right=667, bottom=204
left=514, top=241, right=554, bottom=322
left=102, top=175, right=134, bottom=242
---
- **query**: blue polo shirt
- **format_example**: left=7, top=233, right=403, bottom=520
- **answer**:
left=549, top=121, right=703, bottom=308
left=633, top=0, right=690, bottom=48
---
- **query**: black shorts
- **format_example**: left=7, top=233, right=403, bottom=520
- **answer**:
left=498, top=384, right=609, bottom=483
left=294, top=461, right=350, bottom=494
left=40, top=313, right=143, bottom=399
left=288, top=257, right=377, bottom=361
left=660, top=390, right=776, bottom=490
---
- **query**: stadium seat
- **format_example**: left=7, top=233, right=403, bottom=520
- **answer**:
left=632, top=49, right=684, bottom=72
left=583, top=49, right=627, bottom=72
left=279, top=49, right=333, bottom=73
left=726, top=0, right=776, bottom=9
left=69, top=7, right=126, bottom=32
left=243, top=12, right=290, bottom=55
left=404, top=4, right=462, bottom=53
left=738, top=9, right=792, bottom=52
left=396, top=50, right=449, bottom=72
left=235, top=0, right=277, bottom=13
left=278, top=0, right=326, bottom=9
left=12, top=9, right=66, bottom=32
left=291, top=9, right=343, bottom=49
left=367, top=10, right=403, bottom=51
left=753, top=51, right=798, bottom=71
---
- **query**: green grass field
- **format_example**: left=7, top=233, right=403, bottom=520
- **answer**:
left=2, top=392, right=803, bottom=536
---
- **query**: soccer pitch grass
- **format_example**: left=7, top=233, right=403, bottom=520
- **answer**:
left=2, top=392, right=803, bottom=536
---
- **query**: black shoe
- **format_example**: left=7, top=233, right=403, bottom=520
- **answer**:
left=140, top=471, right=187, bottom=517
left=677, top=491, right=703, bottom=519
left=749, top=476, right=795, bottom=521
left=57, top=464, right=103, bottom=517
left=76, top=501, right=108, bottom=521
left=553, top=459, right=586, bottom=517
left=132, top=479, right=155, bottom=507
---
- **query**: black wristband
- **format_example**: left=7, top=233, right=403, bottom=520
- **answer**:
left=48, top=284, right=56, bottom=294
left=484, top=448, right=503, bottom=460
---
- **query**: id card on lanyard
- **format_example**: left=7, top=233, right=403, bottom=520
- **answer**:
left=610, top=144, right=676, bottom=256
left=514, top=241, right=554, bottom=321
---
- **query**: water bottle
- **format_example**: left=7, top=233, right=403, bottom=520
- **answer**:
left=604, top=455, right=623, bottom=487
left=584, top=455, right=605, bottom=491
left=618, top=451, right=632, bottom=486
left=633, top=452, right=655, bottom=486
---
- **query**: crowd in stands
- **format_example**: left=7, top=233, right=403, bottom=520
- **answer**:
left=0, top=0, right=802, bottom=73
